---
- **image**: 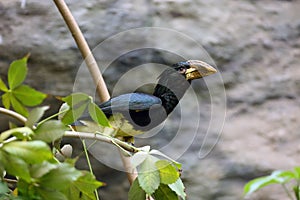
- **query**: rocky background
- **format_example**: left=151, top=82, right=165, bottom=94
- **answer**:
left=1, top=0, right=300, bottom=199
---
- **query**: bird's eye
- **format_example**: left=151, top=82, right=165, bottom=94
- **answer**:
left=178, top=67, right=186, bottom=73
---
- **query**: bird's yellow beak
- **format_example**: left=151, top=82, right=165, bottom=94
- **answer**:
left=185, top=60, right=217, bottom=80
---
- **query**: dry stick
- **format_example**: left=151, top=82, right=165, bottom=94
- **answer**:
left=52, top=0, right=138, bottom=185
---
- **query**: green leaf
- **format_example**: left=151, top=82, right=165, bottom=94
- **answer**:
left=0, top=127, right=33, bottom=142
left=39, top=163, right=82, bottom=190
left=17, top=179, right=38, bottom=199
left=37, top=188, right=68, bottom=200
left=26, top=106, right=49, bottom=128
left=34, top=120, right=67, bottom=143
left=150, top=149, right=182, bottom=169
left=10, top=94, right=28, bottom=117
left=67, top=172, right=103, bottom=200
left=62, top=93, right=90, bottom=106
left=294, top=167, right=300, bottom=179
left=61, top=93, right=92, bottom=125
left=2, top=141, right=52, bottom=164
left=8, top=56, right=28, bottom=89
left=30, top=161, right=57, bottom=179
left=155, top=160, right=179, bottom=184
left=244, top=170, right=295, bottom=195
left=0, top=182, right=9, bottom=194
left=138, top=155, right=160, bottom=195
left=58, top=103, right=69, bottom=120
left=0, top=151, right=31, bottom=182
left=88, top=102, right=110, bottom=127
left=13, top=85, right=46, bottom=106
left=168, top=178, right=186, bottom=200
left=131, top=151, right=149, bottom=168
left=128, top=178, right=146, bottom=200
left=0, top=78, right=8, bottom=92
left=61, top=103, right=88, bottom=125
left=152, top=184, right=178, bottom=200
left=2, top=92, right=10, bottom=109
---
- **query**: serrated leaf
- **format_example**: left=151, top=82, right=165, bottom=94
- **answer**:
left=62, top=93, right=90, bottom=106
left=39, top=163, right=82, bottom=190
left=8, top=56, right=28, bottom=89
left=88, top=102, right=110, bottom=127
left=0, top=151, right=31, bottom=182
left=13, top=85, right=46, bottom=106
left=34, top=120, right=67, bottom=143
left=138, top=155, right=160, bottom=195
left=244, top=170, right=295, bottom=195
left=150, top=150, right=181, bottom=169
left=2, top=92, right=10, bottom=109
left=0, top=78, right=8, bottom=92
left=153, top=184, right=178, bottom=200
left=131, top=151, right=148, bottom=168
left=169, top=178, right=186, bottom=200
left=10, top=94, right=28, bottom=116
left=26, top=106, right=49, bottom=128
left=155, top=160, right=179, bottom=184
left=0, top=127, right=33, bottom=142
left=128, top=178, right=146, bottom=200
left=2, top=141, right=52, bottom=164
left=67, top=172, right=103, bottom=200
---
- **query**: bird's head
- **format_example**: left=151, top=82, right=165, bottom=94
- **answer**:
left=172, top=60, right=217, bottom=81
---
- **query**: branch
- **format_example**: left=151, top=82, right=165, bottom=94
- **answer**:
left=0, top=107, right=27, bottom=124
left=64, top=131, right=139, bottom=153
left=53, top=0, right=109, bottom=102
left=53, top=0, right=137, bottom=184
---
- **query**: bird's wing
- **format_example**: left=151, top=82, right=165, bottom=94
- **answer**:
left=99, top=93, right=162, bottom=114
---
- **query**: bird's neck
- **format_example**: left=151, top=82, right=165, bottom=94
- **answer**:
left=153, top=80, right=191, bottom=115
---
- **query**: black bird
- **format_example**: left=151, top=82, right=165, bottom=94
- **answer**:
left=75, top=60, right=217, bottom=139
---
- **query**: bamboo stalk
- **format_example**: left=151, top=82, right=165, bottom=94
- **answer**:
left=52, top=0, right=137, bottom=184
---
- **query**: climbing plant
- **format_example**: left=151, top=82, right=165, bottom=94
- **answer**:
left=0, top=56, right=186, bottom=199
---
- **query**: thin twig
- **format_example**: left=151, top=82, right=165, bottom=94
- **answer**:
left=64, top=131, right=139, bottom=153
left=52, top=0, right=137, bottom=184
left=0, top=107, right=27, bottom=124
left=282, top=183, right=295, bottom=200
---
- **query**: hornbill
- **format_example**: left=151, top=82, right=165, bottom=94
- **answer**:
left=75, top=60, right=217, bottom=140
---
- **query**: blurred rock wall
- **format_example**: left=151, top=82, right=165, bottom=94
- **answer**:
left=1, top=0, right=300, bottom=199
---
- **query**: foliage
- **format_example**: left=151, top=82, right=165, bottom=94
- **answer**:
left=244, top=167, right=300, bottom=200
left=0, top=57, right=103, bottom=200
left=0, top=55, right=46, bottom=117
left=0, top=56, right=187, bottom=199
left=129, top=147, right=185, bottom=200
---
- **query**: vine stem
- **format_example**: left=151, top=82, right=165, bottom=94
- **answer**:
left=0, top=107, right=26, bottom=124
left=52, top=0, right=138, bottom=185
left=82, top=139, right=100, bottom=200
left=64, top=131, right=139, bottom=153
left=282, top=183, right=295, bottom=200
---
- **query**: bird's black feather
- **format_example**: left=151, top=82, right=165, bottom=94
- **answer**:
left=75, top=60, right=215, bottom=135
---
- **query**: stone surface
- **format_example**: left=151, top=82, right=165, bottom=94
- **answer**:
left=1, top=0, right=300, bottom=199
